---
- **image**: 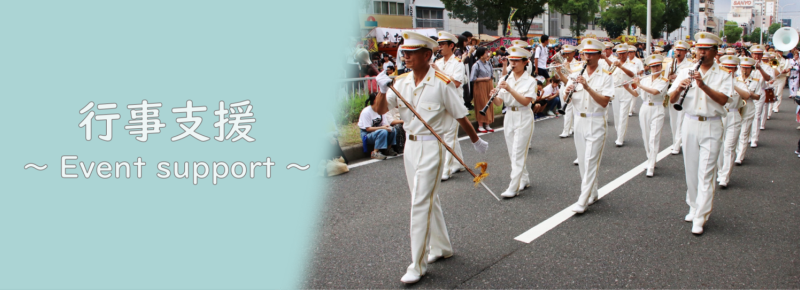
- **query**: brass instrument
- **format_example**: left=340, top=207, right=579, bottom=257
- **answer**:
left=770, top=58, right=779, bottom=68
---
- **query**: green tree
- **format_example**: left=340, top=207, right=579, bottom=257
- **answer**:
left=509, top=0, right=549, bottom=37
left=550, top=0, right=600, bottom=36
left=768, top=23, right=781, bottom=35
left=598, top=17, right=626, bottom=38
left=441, top=0, right=511, bottom=36
left=661, top=0, right=689, bottom=36
left=722, top=21, right=743, bottom=44
left=748, top=27, right=767, bottom=44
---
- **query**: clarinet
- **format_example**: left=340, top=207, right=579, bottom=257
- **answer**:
left=673, top=56, right=704, bottom=111
left=557, top=62, right=589, bottom=115
left=479, top=69, right=513, bottom=116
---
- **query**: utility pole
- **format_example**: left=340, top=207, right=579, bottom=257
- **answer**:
left=646, top=0, right=651, bottom=57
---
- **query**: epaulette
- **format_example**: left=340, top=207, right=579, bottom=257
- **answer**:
left=434, top=71, right=451, bottom=84
left=455, top=57, right=462, bottom=62
left=602, top=69, right=610, bottom=74
left=396, top=72, right=411, bottom=79
left=661, top=77, right=669, bottom=82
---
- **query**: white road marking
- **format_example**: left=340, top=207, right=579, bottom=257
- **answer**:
left=514, top=147, right=673, bottom=243
left=347, top=116, right=556, bottom=169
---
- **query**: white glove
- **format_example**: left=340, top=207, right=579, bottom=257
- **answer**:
left=472, top=138, right=488, bottom=154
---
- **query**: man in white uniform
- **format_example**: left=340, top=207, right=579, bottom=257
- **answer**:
left=667, top=32, right=732, bottom=235
left=665, top=40, right=694, bottom=155
left=717, top=55, right=752, bottom=188
left=610, top=44, right=636, bottom=147
left=750, top=46, right=774, bottom=147
left=734, top=57, right=763, bottom=165
left=625, top=54, right=669, bottom=177
left=490, top=46, right=537, bottom=198
left=557, top=44, right=583, bottom=138
left=376, top=31, right=488, bottom=284
left=769, top=50, right=791, bottom=115
left=562, top=39, right=614, bottom=214
left=434, top=31, right=468, bottom=181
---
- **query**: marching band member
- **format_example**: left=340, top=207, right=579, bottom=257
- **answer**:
left=563, top=39, right=614, bottom=214
left=750, top=46, right=774, bottom=147
left=666, top=40, right=695, bottom=155
left=654, top=46, right=664, bottom=55
left=734, top=57, right=764, bottom=165
left=716, top=55, right=750, bottom=188
left=434, top=31, right=468, bottom=181
left=624, top=54, right=669, bottom=177
left=610, top=44, right=636, bottom=147
left=558, top=44, right=582, bottom=138
left=725, top=48, right=736, bottom=55
left=769, top=49, right=791, bottom=116
left=490, top=46, right=537, bottom=198
left=667, top=32, right=732, bottom=235
left=628, top=45, right=645, bottom=116
left=376, top=31, right=488, bottom=284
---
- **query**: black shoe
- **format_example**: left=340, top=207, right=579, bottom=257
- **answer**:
left=382, top=148, right=398, bottom=156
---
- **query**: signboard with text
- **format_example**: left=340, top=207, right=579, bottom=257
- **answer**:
left=733, top=0, right=753, bottom=7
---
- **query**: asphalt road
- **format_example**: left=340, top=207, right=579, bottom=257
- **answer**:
left=306, top=90, right=800, bottom=289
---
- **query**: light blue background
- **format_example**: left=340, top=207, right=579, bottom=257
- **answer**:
left=0, top=1, right=352, bottom=288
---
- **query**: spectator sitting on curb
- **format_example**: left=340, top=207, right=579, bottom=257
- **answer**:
left=376, top=65, right=406, bottom=153
left=359, top=92, right=402, bottom=160
left=542, top=77, right=561, bottom=116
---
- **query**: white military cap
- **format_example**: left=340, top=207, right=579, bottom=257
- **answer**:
left=614, top=43, right=629, bottom=52
left=437, top=31, right=458, bottom=44
left=562, top=44, right=577, bottom=53
left=674, top=40, right=690, bottom=50
left=603, top=42, right=614, bottom=49
left=694, top=32, right=722, bottom=48
left=725, top=48, right=736, bottom=55
left=579, top=38, right=604, bottom=53
left=512, top=39, right=528, bottom=48
left=627, top=45, right=638, bottom=52
left=507, top=45, right=532, bottom=60
left=764, top=52, right=775, bottom=59
left=720, top=55, right=740, bottom=67
left=399, top=31, right=438, bottom=51
left=654, top=47, right=664, bottom=53
left=750, top=44, right=765, bottom=53
left=739, top=56, right=756, bottom=67
left=645, top=54, right=665, bottom=66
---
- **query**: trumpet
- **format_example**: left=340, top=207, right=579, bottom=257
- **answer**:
left=770, top=58, right=779, bottom=68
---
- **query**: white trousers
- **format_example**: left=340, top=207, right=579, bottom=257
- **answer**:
left=638, top=103, right=665, bottom=170
left=442, top=123, right=465, bottom=174
left=769, top=77, right=786, bottom=115
left=630, top=94, right=642, bottom=114
left=403, top=138, right=451, bottom=277
left=668, top=104, right=685, bottom=153
left=682, top=116, right=723, bottom=226
left=573, top=113, right=607, bottom=207
left=561, top=102, right=574, bottom=136
left=612, top=88, right=632, bottom=144
left=717, top=110, right=742, bottom=184
left=751, top=96, right=767, bottom=141
left=504, top=108, right=535, bottom=193
left=735, top=102, right=756, bottom=162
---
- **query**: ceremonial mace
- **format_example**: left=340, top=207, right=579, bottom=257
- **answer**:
left=388, top=84, right=500, bottom=201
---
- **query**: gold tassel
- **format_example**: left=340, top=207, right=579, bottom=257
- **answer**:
left=472, top=162, right=489, bottom=187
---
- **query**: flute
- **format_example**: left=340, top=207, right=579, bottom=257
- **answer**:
left=673, top=56, right=704, bottom=111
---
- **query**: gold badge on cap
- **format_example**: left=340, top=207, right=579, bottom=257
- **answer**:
left=587, top=40, right=592, bottom=45
left=700, top=34, right=705, bottom=39
left=403, top=33, right=409, bottom=39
